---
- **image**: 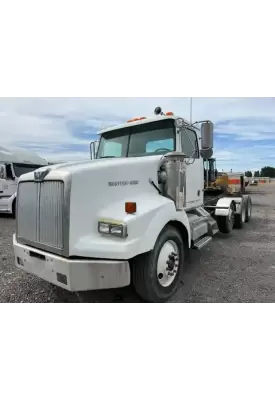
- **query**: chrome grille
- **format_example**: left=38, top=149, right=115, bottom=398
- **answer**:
left=17, top=182, right=39, bottom=243
left=17, top=181, right=65, bottom=251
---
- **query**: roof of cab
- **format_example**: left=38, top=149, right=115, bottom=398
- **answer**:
left=98, top=115, right=192, bottom=135
left=0, top=145, right=48, bottom=165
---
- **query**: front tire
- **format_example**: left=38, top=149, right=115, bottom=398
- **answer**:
left=131, top=225, right=184, bottom=303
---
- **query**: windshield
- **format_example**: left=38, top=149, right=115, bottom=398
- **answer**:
left=13, top=163, right=46, bottom=178
left=97, top=119, right=176, bottom=159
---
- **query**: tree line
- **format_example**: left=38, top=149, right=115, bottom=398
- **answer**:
left=245, top=166, right=275, bottom=178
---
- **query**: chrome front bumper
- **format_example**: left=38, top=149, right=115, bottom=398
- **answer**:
left=13, top=235, right=130, bottom=292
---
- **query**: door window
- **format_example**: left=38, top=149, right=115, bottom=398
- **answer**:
left=181, top=129, right=199, bottom=158
left=6, top=164, right=14, bottom=180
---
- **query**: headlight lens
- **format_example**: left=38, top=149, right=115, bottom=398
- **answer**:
left=98, top=220, right=128, bottom=238
left=98, top=222, right=110, bottom=234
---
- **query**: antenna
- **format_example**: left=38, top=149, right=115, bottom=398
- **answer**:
left=190, top=97, right=193, bottom=124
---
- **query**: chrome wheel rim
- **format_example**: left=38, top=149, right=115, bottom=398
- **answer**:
left=157, top=240, right=179, bottom=288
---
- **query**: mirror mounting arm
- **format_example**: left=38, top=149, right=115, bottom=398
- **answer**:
left=191, top=119, right=212, bottom=125
left=90, top=140, right=99, bottom=160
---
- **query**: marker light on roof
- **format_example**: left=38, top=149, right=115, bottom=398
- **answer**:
left=166, top=112, right=174, bottom=116
left=127, top=117, right=147, bottom=123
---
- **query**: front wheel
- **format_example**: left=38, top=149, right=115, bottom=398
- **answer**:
left=131, top=225, right=184, bottom=302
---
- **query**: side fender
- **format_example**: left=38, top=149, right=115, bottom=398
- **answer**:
left=215, top=196, right=243, bottom=216
left=94, top=196, right=191, bottom=260
left=137, top=202, right=191, bottom=254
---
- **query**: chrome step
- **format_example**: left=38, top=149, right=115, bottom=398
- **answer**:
left=191, top=216, right=208, bottom=226
left=193, top=235, right=212, bottom=250
left=187, top=214, right=209, bottom=241
left=207, top=218, right=219, bottom=236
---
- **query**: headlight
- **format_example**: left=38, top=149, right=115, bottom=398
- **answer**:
left=98, top=220, right=128, bottom=238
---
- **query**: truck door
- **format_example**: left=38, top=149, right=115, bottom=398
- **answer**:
left=0, top=164, right=17, bottom=209
left=0, top=164, right=5, bottom=194
left=0, top=164, right=8, bottom=210
left=180, top=128, right=204, bottom=208
left=5, top=163, right=17, bottom=196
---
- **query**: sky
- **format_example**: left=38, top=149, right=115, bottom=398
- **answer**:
left=0, top=97, right=274, bottom=172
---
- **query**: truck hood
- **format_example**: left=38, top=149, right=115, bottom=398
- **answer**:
left=17, top=154, right=174, bottom=258
left=19, top=155, right=164, bottom=182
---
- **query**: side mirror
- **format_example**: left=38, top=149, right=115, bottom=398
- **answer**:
left=90, top=140, right=99, bottom=160
left=200, top=148, right=213, bottom=159
left=200, top=121, right=214, bottom=160
left=201, top=121, right=214, bottom=150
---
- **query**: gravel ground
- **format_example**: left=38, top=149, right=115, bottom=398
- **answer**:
left=1, top=184, right=275, bottom=303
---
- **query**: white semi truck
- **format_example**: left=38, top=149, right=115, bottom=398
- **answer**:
left=0, top=146, right=48, bottom=217
left=13, top=108, right=252, bottom=302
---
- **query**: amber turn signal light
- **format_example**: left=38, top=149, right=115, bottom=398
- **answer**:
left=125, top=202, right=137, bottom=214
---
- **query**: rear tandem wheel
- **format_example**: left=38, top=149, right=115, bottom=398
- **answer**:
left=216, top=195, right=252, bottom=233
left=245, top=196, right=252, bottom=222
left=234, top=195, right=252, bottom=228
left=216, top=202, right=235, bottom=234
left=234, top=200, right=246, bottom=229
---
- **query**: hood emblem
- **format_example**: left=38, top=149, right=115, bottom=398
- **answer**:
left=34, top=168, right=50, bottom=182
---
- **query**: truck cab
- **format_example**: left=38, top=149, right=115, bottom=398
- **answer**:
left=93, top=113, right=205, bottom=209
left=0, top=146, right=48, bottom=217
left=13, top=108, right=252, bottom=302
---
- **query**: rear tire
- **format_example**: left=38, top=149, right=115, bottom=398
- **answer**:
left=245, top=196, right=252, bottom=222
left=131, top=225, right=184, bottom=303
left=216, top=202, right=235, bottom=234
left=234, top=200, right=245, bottom=229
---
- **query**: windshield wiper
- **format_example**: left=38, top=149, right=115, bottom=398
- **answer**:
left=149, top=178, right=161, bottom=195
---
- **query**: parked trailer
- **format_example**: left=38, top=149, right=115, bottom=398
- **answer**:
left=0, top=146, right=48, bottom=217
left=13, top=108, right=252, bottom=302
